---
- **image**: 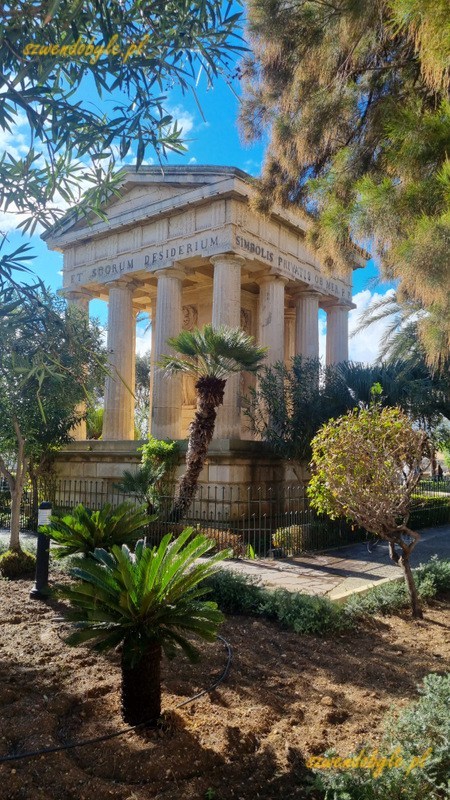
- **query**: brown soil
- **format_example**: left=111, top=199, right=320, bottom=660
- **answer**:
left=0, top=578, right=449, bottom=800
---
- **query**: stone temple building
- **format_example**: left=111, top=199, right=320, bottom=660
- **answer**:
left=43, top=165, right=365, bottom=491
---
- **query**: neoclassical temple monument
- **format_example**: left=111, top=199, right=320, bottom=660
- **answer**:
left=44, top=166, right=365, bottom=489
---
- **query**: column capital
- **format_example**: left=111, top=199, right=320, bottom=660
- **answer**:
left=210, top=254, right=246, bottom=268
left=153, top=266, right=186, bottom=281
left=261, top=273, right=289, bottom=286
left=293, top=288, right=321, bottom=302
left=105, top=279, right=136, bottom=293
left=60, top=287, right=93, bottom=302
left=323, top=297, right=355, bottom=310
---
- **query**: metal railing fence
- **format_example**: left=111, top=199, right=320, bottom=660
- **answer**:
left=1, top=476, right=448, bottom=556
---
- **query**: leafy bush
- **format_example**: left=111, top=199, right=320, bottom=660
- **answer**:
left=140, top=436, right=180, bottom=479
left=273, top=524, right=303, bottom=555
left=200, top=528, right=245, bottom=557
left=344, top=559, right=450, bottom=619
left=205, top=569, right=265, bottom=615
left=409, top=496, right=450, bottom=528
left=206, top=569, right=348, bottom=634
left=261, top=589, right=349, bottom=634
left=312, top=673, right=450, bottom=800
left=42, top=502, right=150, bottom=558
left=0, top=549, right=36, bottom=579
left=415, top=556, right=450, bottom=593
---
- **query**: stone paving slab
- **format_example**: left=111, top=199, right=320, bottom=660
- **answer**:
left=222, top=525, right=450, bottom=600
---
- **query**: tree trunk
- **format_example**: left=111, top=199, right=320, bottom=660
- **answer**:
left=121, top=641, right=162, bottom=726
left=30, top=467, right=39, bottom=532
left=170, top=376, right=226, bottom=521
left=388, top=539, right=422, bottom=619
left=9, top=484, right=22, bottom=552
left=399, top=551, right=423, bottom=619
left=8, top=421, right=28, bottom=552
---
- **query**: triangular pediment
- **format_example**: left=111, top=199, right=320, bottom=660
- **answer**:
left=43, top=166, right=251, bottom=244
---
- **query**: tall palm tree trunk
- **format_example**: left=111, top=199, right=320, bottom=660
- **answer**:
left=121, top=641, right=162, bottom=725
left=171, top=376, right=226, bottom=521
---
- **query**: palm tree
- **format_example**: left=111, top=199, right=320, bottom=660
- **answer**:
left=59, top=529, right=227, bottom=725
left=160, top=325, right=267, bottom=520
left=352, top=291, right=449, bottom=371
left=114, top=463, right=165, bottom=515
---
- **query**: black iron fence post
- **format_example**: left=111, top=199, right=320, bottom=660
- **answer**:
left=30, top=501, right=52, bottom=600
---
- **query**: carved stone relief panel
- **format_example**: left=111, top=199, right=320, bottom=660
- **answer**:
left=240, top=307, right=251, bottom=334
left=182, top=304, right=198, bottom=331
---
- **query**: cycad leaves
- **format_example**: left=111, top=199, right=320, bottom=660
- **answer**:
left=60, top=530, right=229, bottom=666
left=43, top=502, right=150, bottom=557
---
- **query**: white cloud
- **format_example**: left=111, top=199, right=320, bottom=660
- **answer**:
left=189, top=157, right=197, bottom=164
left=348, top=288, right=396, bottom=363
left=136, top=327, right=151, bottom=356
left=168, top=105, right=195, bottom=136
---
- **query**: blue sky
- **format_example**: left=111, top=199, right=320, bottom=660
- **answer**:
left=1, top=58, right=393, bottom=362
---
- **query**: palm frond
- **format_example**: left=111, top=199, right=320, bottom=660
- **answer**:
left=160, top=324, right=267, bottom=380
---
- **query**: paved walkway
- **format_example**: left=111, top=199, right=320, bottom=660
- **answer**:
left=2, top=525, right=449, bottom=601
left=221, top=525, right=450, bottom=600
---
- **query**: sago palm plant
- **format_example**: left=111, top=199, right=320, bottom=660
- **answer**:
left=43, top=502, right=151, bottom=558
left=160, top=324, right=267, bottom=519
left=59, top=529, right=228, bottom=725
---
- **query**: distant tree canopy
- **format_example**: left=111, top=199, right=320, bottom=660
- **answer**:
left=0, top=0, right=243, bottom=289
left=241, top=0, right=450, bottom=367
left=245, top=357, right=450, bottom=480
left=135, top=351, right=151, bottom=438
left=0, top=289, right=105, bottom=550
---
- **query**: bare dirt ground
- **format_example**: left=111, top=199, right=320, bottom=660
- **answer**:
left=0, top=578, right=449, bottom=800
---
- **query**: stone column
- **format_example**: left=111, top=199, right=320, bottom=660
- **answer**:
left=294, top=290, right=320, bottom=361
left=103, top=282, right=136, bottom=440
left=151, top=269, right=183, bottom=440
left=326, top=302, right=350, bottom=366
left=211, top=254, right=244, bottom=439
left=258, top=276, right=287, bottom=365
left=64, top=289, right=92, bottom=440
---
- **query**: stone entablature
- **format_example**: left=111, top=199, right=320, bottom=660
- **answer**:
left=43, top=165, right=364, bottom=446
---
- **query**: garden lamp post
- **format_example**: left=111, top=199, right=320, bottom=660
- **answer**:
left=30, top=501, right=52, bottom=600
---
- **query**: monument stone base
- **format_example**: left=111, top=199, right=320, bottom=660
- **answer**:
left=53, top=439, right=303, bottom=488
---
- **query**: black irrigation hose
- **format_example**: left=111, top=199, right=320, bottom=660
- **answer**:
left=0, top=635, right=232, bottom=765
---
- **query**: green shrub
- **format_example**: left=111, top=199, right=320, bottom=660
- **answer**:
left=140, top=436, right=180, bottom=476
left=273, top=524, right=303, bottom=555
left=415, top=556, right=450, bottom=594
left=206, top=569, right=348, bottom=634
left=42, top=502, right=150, bottom=558
left=261, top=589, right=349, bottom=634
left=205, top=569, right=265, bottom=615
left=344, top=580, right=411, bottom=618
left=0, top=549, right=36, bottom=579
left=409, top=495, right=450, bottom=528
left=344, top=559, right=450, bottom=619
left=312, top=673, right=450, bottom=800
